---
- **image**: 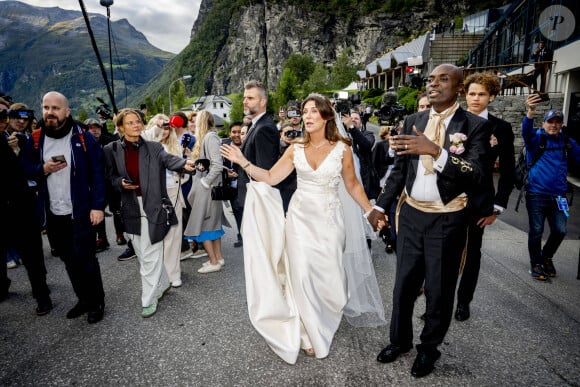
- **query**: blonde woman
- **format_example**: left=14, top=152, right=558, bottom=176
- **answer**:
left=142, top=114, right=186, bottom=288
left=184, top=110, right=227, bottom=273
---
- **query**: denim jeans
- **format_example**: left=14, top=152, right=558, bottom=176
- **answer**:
left=526, top=192, right=568, bottom=267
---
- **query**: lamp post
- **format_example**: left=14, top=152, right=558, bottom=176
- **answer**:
left=169, top=75, right=192, bottom=114
left=100, top=0, right=115, bottom=105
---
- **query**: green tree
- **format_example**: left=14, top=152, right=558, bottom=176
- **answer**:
left=284, top=53, right=315, bottom=86
left=171, top=80, right=187, bottom=113
left=329, top=50, right=357, bottom=89
left=275, top=68, right=298, bottom=108
left=76, top=108, right=88, bottom=123
left=302, top=63, right=329, bottom=95
left=228, top=92, right=245, bottom=123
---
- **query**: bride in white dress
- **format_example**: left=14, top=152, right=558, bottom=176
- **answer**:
left=221, top=94, right=385, bottom=364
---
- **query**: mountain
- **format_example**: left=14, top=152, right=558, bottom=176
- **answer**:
left=0, top=1, right=174, bottom=114
left=134, top=0, right=511, bottom=107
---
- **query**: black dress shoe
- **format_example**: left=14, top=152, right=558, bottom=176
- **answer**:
left=455, top=303, right=470, bottom=321
left=377, top=344, right=412, bottom=363
left=87, top=304, right=104, bottom=324
left=234, top=240, right=243, bottom=248
left=36, top=298, right=53, bottom=316
left=411, top=349, right=441, bottom=378
left=66, top=302, right=89, bottom=319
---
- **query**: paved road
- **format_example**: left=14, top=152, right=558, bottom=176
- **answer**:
left=1, top=199, right=579, bottom=385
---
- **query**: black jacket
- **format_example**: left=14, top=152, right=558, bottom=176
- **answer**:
left=376, top=108, right=493, bottom=211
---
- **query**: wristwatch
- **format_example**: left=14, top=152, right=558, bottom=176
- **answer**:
left=492, top=208, right=501, bottom=216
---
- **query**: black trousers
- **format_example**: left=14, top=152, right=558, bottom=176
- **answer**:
left=390, top=203, right=468, bottom=352
left=0, top=216, right=50, bottom=302
left=46, top=212, right=105, bottom=308
left=456, top=213, right=485, bottom=305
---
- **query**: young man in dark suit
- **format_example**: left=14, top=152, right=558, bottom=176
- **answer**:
left=455, top=72, right=515, bottom=321
left=367, top=64, right=493, bottom=377
left=237, top=80, right=280, bottom=209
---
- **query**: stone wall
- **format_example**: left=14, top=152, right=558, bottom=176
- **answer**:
left=459, top=94, right=565, bottom=154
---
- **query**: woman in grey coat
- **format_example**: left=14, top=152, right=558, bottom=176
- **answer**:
left=184, top=110, right=228, bottom=274
left=104, top=109, right=195, bottom=318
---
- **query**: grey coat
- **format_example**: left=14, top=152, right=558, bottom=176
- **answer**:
left=184, top=131, right=229, bottom=238
left=104, top=138, right=187, bottom=244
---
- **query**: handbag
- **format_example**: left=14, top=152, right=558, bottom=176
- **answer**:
left=211, top=169, right=237, bottom=201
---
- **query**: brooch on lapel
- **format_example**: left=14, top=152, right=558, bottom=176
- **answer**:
left=449, top=132, right=467, bottom=155
left=490, top=134, right=498, bottom=147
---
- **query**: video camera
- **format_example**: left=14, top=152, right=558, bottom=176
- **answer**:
left=333, top=91, right=352, bottom=116
left=0, top=109, right=35, bottom=121
left=284, top=129, right=302, bottom=140
left=95, top=97, right=113, bottom=121
left=375, top=92, right=406, bottom=126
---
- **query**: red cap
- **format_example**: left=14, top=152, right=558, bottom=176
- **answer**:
left=169, top=115, right=185, bottom=128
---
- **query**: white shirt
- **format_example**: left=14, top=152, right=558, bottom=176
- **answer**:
left=44, top=131, right=73, bottom=215
left=409, top=107, right=453, bottom=201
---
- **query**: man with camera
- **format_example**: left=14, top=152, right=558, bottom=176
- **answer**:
left=0, top=97, right=53, bottom=316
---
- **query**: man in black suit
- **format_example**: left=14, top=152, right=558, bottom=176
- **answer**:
left=367, top=64, right=492, bottom=377
left=455, top=72, right=515, bottom=321
left=237, top=80, right=280, bottom=210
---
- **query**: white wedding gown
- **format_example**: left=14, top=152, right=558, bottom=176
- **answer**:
left=242, top=141, right=384, bottom=364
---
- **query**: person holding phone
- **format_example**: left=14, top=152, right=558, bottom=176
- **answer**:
left=21, top=91, right=107, bottom=324
left=522, top=94, right=580, bottom=281
left=104, top=108, right=195, bottom=318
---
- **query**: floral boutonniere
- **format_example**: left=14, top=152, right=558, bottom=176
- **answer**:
left=490, top=134, right=498, bottom=147
left=449, top=133, right=467, bottom=155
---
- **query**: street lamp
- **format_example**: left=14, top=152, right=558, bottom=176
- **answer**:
left=169, top=75, right=192, bottom=113
left=100, top=0, right=114, bottom=105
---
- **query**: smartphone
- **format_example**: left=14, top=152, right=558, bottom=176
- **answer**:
left=51, top=155, right=66, bottom=163
left=124, top=178, right=135, bottom=185
left=390, top=128, right=398, bottom=137
left=536, top=92, right=550, bottom=102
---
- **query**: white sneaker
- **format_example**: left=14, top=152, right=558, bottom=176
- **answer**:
left=6, top=260, right=17, bottom=269
left=197, top=263, right=222, bottom=274
left=180, top=251, right=193, bottom=261
left=192, top=250, right=209, bottom=259
left=171, top=279, right=182, bottom=288
left=202, top=259, right=224, bottom=267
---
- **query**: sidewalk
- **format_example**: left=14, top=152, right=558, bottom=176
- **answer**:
left=1, top=211, right=579, bottom=385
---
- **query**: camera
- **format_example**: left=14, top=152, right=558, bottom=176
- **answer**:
left=285, top=129, right=302, bottom=140
left=286, top=109, right=301, bottom=119
left=1, top=109, right=34, bottom=121
left=95, top=97, right=113, bottom=121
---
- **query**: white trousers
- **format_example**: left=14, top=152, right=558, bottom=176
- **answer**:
left=163, top=185, right=184, bottom=283
left=129, top=197, right=170, bottom=307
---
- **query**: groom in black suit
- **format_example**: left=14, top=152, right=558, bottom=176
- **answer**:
left=368, top=64, right=492, bottom=377
left=237, top=80, right=280, bottom=208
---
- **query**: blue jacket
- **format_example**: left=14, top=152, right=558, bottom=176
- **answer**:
left=22, top=117, right=106, bottom=226
left=522, top=116, right=580, bottom=196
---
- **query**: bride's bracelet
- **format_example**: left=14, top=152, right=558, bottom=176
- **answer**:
left=242, top=161, right=251, bottom=169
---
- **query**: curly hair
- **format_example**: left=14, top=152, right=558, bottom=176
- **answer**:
left=464, top=72, right=501, bottom=97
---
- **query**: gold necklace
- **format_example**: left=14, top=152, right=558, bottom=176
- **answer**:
left=311, top=140, right=328, bottom=149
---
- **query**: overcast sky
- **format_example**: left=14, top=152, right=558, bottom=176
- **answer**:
left=2, top=0, right=201, bottom=53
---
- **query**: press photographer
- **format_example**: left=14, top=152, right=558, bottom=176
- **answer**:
left=4, top=103, right=35, bottom=157
left=375, top=92, right=406, bottom=126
